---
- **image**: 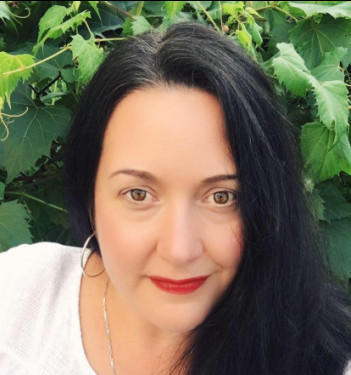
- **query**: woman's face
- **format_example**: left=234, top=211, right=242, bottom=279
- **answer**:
left=94, top=86, right=243, bottom=334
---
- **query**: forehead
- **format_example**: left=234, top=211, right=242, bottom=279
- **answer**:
left=99, top=86, right=235, bottom=179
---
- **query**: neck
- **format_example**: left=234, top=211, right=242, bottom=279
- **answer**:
left=104, top=276, right=188, bottom=375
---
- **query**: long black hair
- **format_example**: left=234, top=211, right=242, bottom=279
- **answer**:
left=64, top=22, right=351, bottom=374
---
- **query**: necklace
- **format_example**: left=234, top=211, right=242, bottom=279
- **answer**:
left=103, top=277, right=117, bottom=375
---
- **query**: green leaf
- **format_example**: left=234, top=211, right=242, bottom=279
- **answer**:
left=222, top=2, right=244, bottom=17
left=272, top=43, right=311, bottom=97
left=189, top=1, right=213, bottom=11
left=309, top=188, right=325, bottom=221
left=311, top=47, right=347, bottom=82
left=199, top=1, right=212, bottom=9
left=324, top=217, right=351, bottom=281
left=289, top=2, right=351, bottom=19
left=37, top=5, right=71, bottom=42
left=222, top=3, right=236, bottom=16
left=71, top=35, right=104, bottom=84
left=0, top=181, right=4, bottom=201
left=0, top=1, right=18, bottom=31
left=0, top=52, right=34, bottom=107
left=301, top=122, right=351, bottom=182
left=0, top=200, right=32, bottom=252
left=88, top=1, right=101, bottom=19
left=61, top=67, right=79, bottom=83
left=132, top=16, right=153, bottom=35
left=34, top=44, right=73, bottom=81
left=0, top=1, right=12, bottom=21
left=164, top=1, right=186, bottom=19
left=112, top=0, right=140, bottom=11
left=281, top=1, right=306, bottom=19
left=122, top=17, right=133, bottom=36
left=289, top=15, right=351, bottom=69
left=319, top=182, right=351, bottom=223
left=158, top=11, right=194, bottom=32
left=249, top=22, right=263, bottom=46
left=144, top=1, right=166, bottom=15
left=24, top=177, right=70, bottom=244
left=263, top=9, right=294, bottom=54
left=236, top=24, right=252, bottom=51
left=89, top=2, right=123, bottom=35
left=310, top=79, right=349, bottom=136
left=34, top=11, right=91, bottom=55
left=71, top=1, right=81, bottom=13
left=341, top=44, right=351, bottom=67
left=0, top=85, right=71, bottom=182
left=207, top=5, right=221, bottom=20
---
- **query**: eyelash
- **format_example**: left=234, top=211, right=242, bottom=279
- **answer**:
left=123, top=188, right=238, bottom=207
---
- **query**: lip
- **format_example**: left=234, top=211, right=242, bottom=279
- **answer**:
left=149, top=276, right=209, bottom=294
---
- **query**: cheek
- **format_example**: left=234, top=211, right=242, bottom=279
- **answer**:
left=208, top=218, right=244, bottom=269
left=95, top=204, right=153, bottom=271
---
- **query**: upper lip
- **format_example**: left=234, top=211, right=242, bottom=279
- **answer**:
left=148, top=276, right=209, bottom=284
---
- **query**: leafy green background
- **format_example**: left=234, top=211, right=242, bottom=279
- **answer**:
left=0, top=1, right=351, bottom=288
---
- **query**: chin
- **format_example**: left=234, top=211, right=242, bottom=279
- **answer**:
left=147, top=306, right=210, bottom=334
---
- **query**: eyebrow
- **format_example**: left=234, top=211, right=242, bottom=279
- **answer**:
left=109, top=169, right=238, bottom=184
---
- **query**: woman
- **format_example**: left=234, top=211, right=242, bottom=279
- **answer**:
left=1, top=22, right=351, bottom=374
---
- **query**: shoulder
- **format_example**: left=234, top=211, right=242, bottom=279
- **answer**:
left=0, top=241, right=83, bottom=309
left=0, top=242, right=82, bottom=288
left=0, top=242, right=87, bottom=371
left=0, top=241, right=81, bottom=271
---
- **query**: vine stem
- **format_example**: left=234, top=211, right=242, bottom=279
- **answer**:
left=195, top=1, right=221, bottom=32
left=1, top=107, right=28, bottom=118
left=255, top=5, right=298, bottom=22
left=6, top=191, right=67, bottom=212
left=83, top=19, right=94, bottom=37
left=9, top=4, right=31, bottom=19
left=136, top=1, right=144, bottom=16
left=3, top=35, right=125, bottom=78
left=104, top=1, right=136, bottom=20
left=3, top=45, right=71, bottom=77
left=97, top=37, right=126, bottom=42
left=218, top=1, right=224, bottom=33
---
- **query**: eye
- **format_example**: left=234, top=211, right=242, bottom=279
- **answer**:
left=209, top=191, right=238, bottom=206
left=125, top=188, right=149, bottom=202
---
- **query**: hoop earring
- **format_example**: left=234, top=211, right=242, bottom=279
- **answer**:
left=81, top=232, right=105, bottom=278
left=88, top=206, right=96, bottom=233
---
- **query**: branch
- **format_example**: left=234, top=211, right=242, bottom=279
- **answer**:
left=3, top=45, right=71, bottom=77
left=104, top=1, right=136, bottom=20
left=255, top=5, right=298, bottom=22
left=6, top=191, right=67, bottom=212
left=195, top=1, right=221, bottom=32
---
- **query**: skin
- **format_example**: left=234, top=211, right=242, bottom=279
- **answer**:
left=80, top=86, right=244, bottom=374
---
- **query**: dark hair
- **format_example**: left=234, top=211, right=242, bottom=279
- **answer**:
left=64, top=22, right=351, bottom=374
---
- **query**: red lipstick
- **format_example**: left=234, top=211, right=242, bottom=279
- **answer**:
left=149, top=276, right=208, bottom=294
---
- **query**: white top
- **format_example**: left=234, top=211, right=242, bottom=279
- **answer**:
left=0, top=242, right=96, bottom=375
left=0, top=242, right=351, bottom=375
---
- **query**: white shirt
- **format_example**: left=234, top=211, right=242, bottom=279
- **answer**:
left=0, top=242, right=96, bottom=375
left=1, top=242, right=351, bottom=375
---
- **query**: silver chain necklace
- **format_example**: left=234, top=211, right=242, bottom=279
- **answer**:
left=103, top=277, right=117, bottom=375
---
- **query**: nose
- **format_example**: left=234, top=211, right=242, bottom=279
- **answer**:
left=156, top=203, right=203, bottom=266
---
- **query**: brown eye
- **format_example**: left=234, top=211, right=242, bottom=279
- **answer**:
left=130, top=189, right=147, bottom=201
left=213, top=191, right=229, bottom=204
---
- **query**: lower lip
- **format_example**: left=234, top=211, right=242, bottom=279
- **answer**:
left=149, top=277, right=208, bottom=294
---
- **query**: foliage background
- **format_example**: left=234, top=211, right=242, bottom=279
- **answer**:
left=0, top=1, right=351, bottom=287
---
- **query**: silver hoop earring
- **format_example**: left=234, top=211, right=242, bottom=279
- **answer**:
left=81, top=232, right=105, bottom=278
